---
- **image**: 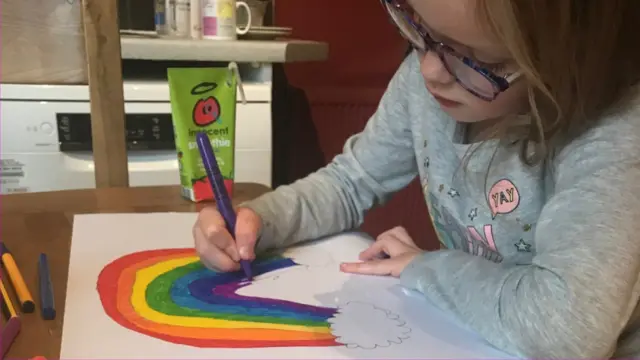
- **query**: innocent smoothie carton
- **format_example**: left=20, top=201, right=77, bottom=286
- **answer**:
left=168, top=67, right=237, bottom=202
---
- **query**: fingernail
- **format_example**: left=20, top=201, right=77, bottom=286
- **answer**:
left=239, top=246, right=249, bottom=259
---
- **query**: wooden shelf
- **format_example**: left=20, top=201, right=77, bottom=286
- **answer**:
left=120, top=36, right=329, bottom=63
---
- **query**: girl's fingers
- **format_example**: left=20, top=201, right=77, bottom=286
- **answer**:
left=360, top=231, right=416, bottom=260
left=387, top=226, right=417, bottom=247
left=194, top=225, right=240, bottom=272
left=342, top=253, right=419, bottom=278
left=340, top=259, right=392, bottom=276
left=359, top=240, right=388, bottom=260
left=198, top=206, right=241, bottom=262
left=234, top=207, right=261, bottom=261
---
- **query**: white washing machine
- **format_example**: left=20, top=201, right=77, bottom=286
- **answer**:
left=0, top=80, right=273, bottom=194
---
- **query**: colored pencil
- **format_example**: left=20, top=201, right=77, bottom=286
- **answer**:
left=0, top=280, right=17, bottom=319
left=38, top=253, right=56, bottom=320
left=0, top=244, right=35, bottom=313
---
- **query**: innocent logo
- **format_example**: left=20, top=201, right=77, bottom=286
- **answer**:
left=191, top=82, right=221, bottom=127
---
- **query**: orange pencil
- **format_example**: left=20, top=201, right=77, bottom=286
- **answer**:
left=0, top=244, right=34, bottom=313
left=0, top=279, right=18, bottom=319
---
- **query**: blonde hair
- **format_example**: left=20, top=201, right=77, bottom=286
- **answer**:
left=476, top=0, right=640, bottom=165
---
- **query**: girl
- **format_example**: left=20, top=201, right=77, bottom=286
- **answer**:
left=193, top=0, right=640, bottom=358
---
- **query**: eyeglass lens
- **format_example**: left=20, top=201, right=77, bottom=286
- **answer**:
left=442, top=53, right=498, bottom=98
left=384, top=1, right=498, bottom=99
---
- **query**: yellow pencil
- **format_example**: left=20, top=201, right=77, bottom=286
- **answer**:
left=0, top=279, right=18, bottom=318
left=1, top=243, right=35, bottom=313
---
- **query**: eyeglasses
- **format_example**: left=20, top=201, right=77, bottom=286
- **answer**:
left=380, top=0, right=521, bottom=101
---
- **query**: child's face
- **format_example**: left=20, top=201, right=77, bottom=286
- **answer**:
left=410, top=0, right=528, bottom=123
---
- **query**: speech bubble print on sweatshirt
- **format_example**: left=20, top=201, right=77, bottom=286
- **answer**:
left=488, top=179, right=520, bottom=219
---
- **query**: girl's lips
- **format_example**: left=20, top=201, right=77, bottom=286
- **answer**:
left=432, top=94, right=461, bottom=108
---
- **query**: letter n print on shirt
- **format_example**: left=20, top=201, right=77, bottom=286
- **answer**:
left=427, top=191, right=503, bottom=262
left=427, top=191, right=456, bottom=249
left=467, top=225, right=503, bottom=263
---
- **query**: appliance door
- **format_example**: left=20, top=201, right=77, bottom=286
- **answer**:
left=0, top=100, right=180, bottom=194
left=1, top=99, right=272, bottom=194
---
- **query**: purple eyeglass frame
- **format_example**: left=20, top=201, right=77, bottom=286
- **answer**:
left=380, top=0, right=521, bottom=101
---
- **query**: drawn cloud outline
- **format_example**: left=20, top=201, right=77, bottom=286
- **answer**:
left=328, top=301, right=412, bottom=350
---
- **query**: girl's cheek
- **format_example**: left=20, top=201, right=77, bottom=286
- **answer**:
left=477, top=82, right=529, bottom=117
left=502, top=81, right=529, bottom=110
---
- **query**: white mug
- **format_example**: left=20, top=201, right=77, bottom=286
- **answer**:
left=202, top=0, right=252, bottom=40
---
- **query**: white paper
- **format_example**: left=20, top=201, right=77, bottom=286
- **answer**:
left=60, top=213, right=516, bottom=359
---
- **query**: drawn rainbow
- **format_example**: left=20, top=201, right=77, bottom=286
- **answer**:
left=96, top=248, right=341, bottom=348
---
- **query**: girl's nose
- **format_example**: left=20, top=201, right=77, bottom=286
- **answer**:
left=420, top=50, right=455, bottom=85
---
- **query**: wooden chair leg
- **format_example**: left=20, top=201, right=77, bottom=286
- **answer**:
left=81, top=0, right=129, bottom=188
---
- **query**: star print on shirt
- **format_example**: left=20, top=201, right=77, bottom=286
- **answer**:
left=468, top=208, right=478, bottom=221
left=447, top=188, right=460, bottom=198
left=514, top=239, right=532, bottom=252
left=423, top=157, right=430, bottom=168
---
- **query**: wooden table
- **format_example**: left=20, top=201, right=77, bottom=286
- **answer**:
left=0, top=183, right=270, bottom=359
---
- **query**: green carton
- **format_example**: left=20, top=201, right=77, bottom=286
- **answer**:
left=168, top=67, right=237, bottom=202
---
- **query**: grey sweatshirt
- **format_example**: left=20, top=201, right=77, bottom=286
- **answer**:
left=242, top=51, right=640, bottom=359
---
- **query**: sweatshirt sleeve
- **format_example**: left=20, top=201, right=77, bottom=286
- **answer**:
left=399, top=118, right=640, bottom=358
left=241, top=53, right=420, bottom=253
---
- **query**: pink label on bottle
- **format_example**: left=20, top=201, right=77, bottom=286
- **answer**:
left=202, top=17, right=218, bottom=36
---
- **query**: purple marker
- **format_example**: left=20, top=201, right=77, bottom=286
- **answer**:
left=196, top=132, right=253, bottom=280
left=1, top=316, right=21, bottom=358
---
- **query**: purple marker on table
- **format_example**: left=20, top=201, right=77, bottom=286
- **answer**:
left=196, top=132, right=253, bottom=280
left=1, top=316, right=21, bottom=359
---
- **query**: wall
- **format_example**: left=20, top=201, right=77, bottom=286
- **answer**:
left=1, top=0, right=87, bottom=84
left=273, top=0, right=439, bottom=250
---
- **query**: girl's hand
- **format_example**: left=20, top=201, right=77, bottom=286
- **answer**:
left=340, top=226, right=423, bottom=277
left=193, top=206, right=262, bottom=272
